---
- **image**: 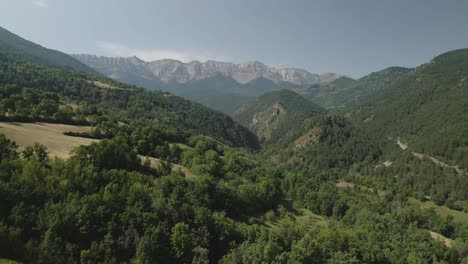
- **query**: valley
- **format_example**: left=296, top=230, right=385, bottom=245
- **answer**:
left=72, top=55, right=341, bottom=113
left=0, top=12, right=467, bottom=264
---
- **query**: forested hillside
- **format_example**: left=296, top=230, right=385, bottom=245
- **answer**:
left=0, top=26, right=98, bottom=75
left=234, top=89, right=324, bottom=143
left=351, top=49, right=468, bottom=169
left=264, top=113, right=468, bottom=210
left=292, top=67, right=410, bottom=108
left=0, top=55, right=259, bottom=149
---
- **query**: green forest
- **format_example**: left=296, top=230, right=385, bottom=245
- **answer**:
left=0, top=33, right=467, bottom=263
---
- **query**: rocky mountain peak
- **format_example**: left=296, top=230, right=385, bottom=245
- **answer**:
left=73, top=54, right=341, bottom=85
left=126, top=56, right=144, bottom=64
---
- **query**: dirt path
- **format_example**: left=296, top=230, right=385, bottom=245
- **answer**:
left=395, top=137, right=463, bottom=174
left=396, top=137, right=408, bottom=150
left=412, top=152, right=463, bottom=174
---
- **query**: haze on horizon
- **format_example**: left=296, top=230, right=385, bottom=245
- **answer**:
left=1, top=0, right=467, bottom=78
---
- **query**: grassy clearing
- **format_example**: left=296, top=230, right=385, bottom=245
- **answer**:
left=171, top=143, right=191, bottom=150
left=335, top=180, right=387, bottom=197
left=0, top=259, right=21, bottom=264
left=86, top=80, right=123, bottom=90
left=408, top=197, right=468, bottom=224
left=292, top=208, right=328, bottom=227
left=335, top=180, right=355, bottom=188
left=140, top=155, right=195, bottom=178
left=260, top=207, right=327, bottom=230
left=429, top=231, right=455, bottom=248
left=0, top=122, right=97, bottom=158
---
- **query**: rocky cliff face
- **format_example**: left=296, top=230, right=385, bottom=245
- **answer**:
left=234, top=89, right=325, bottom=144
left=250, top=103, right=287, bottom=142
left=73, top=54, right=340, bottom=85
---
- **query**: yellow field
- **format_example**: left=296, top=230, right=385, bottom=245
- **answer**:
left=0, top=122, right=195, bottom=177
left=0, top=122, right=98, bottom=158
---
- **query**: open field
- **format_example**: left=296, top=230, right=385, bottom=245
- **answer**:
left=0, top=122, right=98, bottom=158
left=0, top=122, right=195, bottom=176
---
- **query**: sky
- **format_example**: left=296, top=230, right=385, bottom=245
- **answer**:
left=0, top=0, right=467, bottom=78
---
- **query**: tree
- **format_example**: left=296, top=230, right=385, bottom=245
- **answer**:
left=134, top=226, right=174, bottom=264
left=191, top=246, right=209, bottom=264
left=73, top=139, right=140, bottom=171
left=22, top=143, right=48, bottom=163
left=0, top=134, right=18, bottom=161
left=171, top=222, right=193, bottom=261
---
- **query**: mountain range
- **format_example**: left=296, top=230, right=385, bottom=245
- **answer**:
left=72, top=54, right=340, bottom=85
left=72, top=54, right=341, bottom=113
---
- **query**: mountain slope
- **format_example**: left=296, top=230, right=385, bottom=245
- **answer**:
left=272, top=115, right=381, bottom=170
left=292, top=67, right=410, bottom=108
left=345, top=66, right=412, bottom=104
left=0, top=26, right=98, bottom=75
left=350, top=49, right=468, bottom=169
left=291, top=76, right=358, bottom=107
left=234, top=89, right=324, bottom=143
left=0, top=54, right=259, bottom=149
left=165, top=75, right=298, bottom=113
left=164, top=73, right=255, bottom=113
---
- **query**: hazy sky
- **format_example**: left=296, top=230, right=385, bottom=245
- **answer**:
left=1, top=0, right=467, bottom=77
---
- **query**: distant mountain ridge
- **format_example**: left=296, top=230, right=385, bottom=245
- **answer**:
left=73, top=54, right=340, bottom=113
left=291, top=67, right=411, bottom=108
left=73, top=54, right=341, bottom=86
